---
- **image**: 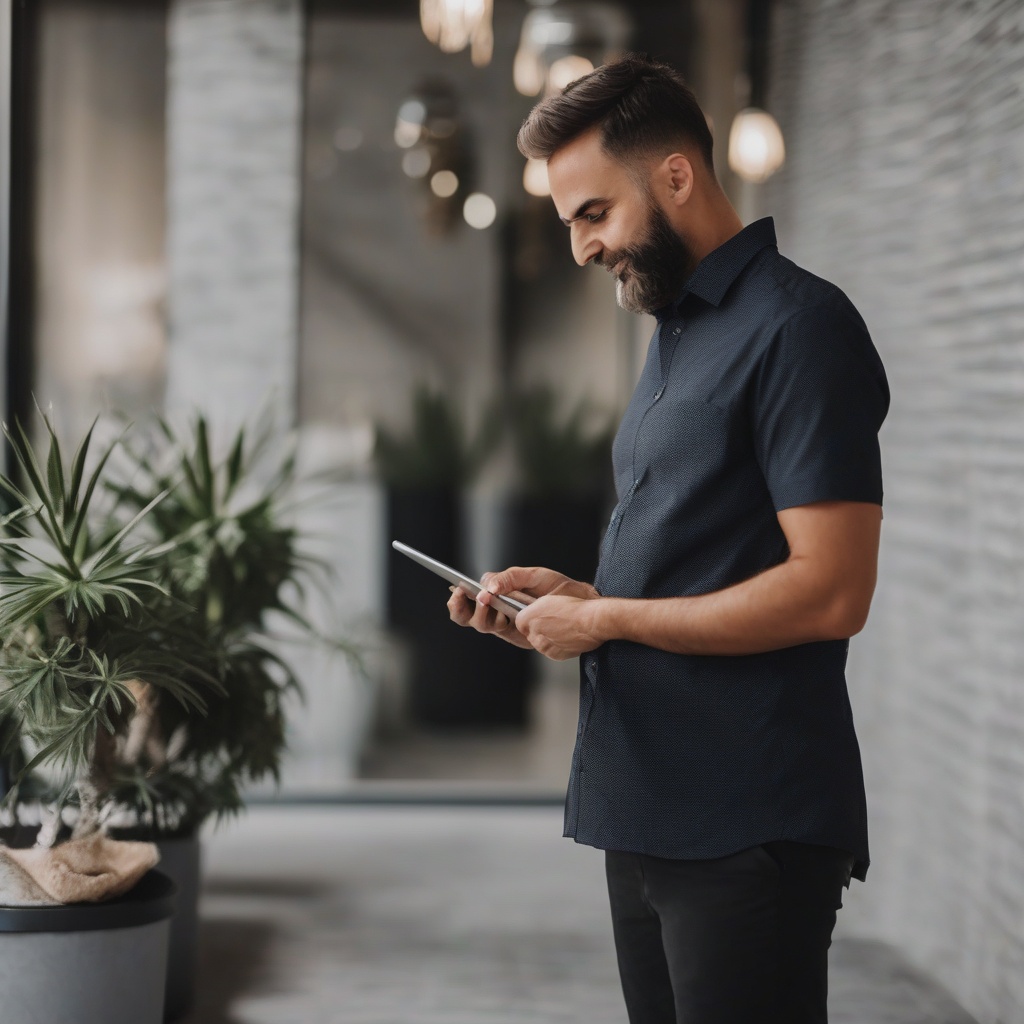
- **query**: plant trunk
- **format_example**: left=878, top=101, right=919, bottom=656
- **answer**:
left=73, top=728, right=118, bottom=840
left=72, top=780, right=101, bottom=840
left=35, top=806, right=62, bottom=849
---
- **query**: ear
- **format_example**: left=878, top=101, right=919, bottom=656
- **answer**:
left=658, top=152, right=694, bottom=206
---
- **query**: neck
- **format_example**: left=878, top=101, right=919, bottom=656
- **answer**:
left=675, top=185, right=745, bottom=266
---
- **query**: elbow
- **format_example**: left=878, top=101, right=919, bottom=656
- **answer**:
left=819, top=592, right=873, bottom=640
left=831, top=606, right=870, bottom=640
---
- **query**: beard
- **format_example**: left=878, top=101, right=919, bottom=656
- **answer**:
left=597, top=201, right=695, bottom=315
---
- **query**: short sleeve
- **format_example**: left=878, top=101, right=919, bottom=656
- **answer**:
left=752, top=302, right=889, bottom=512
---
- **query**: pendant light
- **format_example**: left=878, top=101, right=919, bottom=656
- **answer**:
left=420, top=0, right=494, bottom=68
left=728, top=0, right=786, bottom=184
left=513, top=1, right=631, bottom=98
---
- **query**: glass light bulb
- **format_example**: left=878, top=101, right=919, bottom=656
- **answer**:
left=403, top=149, right=432, bottom=179
left=547, top=54, right=594, bottom=92
left=431, top=170, right=460, bottom=198
left=728, top=108, right=786, bottom=183
left=420, top=0, right=493, bottom=65
left=514, top=46, right=545, bottom=96
left=523, top=158, right=550, bottom=197
left=463, top=192, right=497, bottom=229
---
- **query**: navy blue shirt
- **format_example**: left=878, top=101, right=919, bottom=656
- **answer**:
left=565, top=217, right=888, bottom=882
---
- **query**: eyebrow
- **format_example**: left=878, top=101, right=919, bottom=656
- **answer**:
left=558, top=197, right=610, bottom=226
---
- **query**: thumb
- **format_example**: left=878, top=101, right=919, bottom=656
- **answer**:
left=480, top=565, right=547, bottom=596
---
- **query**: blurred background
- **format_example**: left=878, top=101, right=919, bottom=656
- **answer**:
left=1, top=0, right=1023, bottom=1020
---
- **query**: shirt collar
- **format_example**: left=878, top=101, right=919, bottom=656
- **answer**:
left=658, top=216, right=778, bottom=319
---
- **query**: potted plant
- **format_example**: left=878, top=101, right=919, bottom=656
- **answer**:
left=374, top=386, right=521, bottom=726
left=505, top=384, right=614, bottom=585
left=0, top=415, right=209, bottom=1024
left=374, top=384, right=499, bottom=634
left=104, top=413, right=340, bottom=1020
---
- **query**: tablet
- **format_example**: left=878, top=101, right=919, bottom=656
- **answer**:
left=391, top=540, right=528, bottom=619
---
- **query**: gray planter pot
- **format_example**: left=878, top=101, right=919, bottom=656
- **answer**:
left=0, top=870, right=176, bottom=1024
left=156, top=835, right=201, bottom=1021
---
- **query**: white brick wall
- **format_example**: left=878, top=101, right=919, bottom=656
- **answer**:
left=165, top=0, right=304, bottom=426
left=763, top=1, right=1024, bottom=1019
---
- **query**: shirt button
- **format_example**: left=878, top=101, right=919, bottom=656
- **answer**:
left=653, top=388, right=663, bottom=401
left=673, top=326, right=682, bottom=335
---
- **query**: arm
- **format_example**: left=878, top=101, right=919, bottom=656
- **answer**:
left=509, top=500, right=881, bottom=660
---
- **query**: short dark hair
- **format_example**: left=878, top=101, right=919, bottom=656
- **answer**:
left=517, top=53, right=714, bottom=172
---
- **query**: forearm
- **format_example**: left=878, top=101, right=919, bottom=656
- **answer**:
left=589, top=555, right=868, bottom=656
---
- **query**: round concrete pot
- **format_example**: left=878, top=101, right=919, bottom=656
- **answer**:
left=156, top=835, right=201, bottom=1021
left=0, top=869, right=176, bottom=1024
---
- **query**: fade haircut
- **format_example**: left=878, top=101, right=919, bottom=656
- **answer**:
left=517, top=53, right=714, bottom=175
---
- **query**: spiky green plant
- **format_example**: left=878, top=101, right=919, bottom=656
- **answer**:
left=373, top=385, right=501, bottom=489
left=105, top=414, right=347, bottom=838
left=510, top=386, right=615, bottom=498
left=0, top=415, right=214, bottom=843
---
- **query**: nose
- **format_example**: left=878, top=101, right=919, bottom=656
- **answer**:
left=570, top=225, right=601, bottom=267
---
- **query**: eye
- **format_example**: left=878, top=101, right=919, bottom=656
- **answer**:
left=585, top=209, right=608, bottom=224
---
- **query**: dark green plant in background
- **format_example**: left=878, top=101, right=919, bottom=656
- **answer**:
left=107, top=415, right=344, bottom=838
left=373, top=384, right=501, bottom=490
left=510, top=385, right=615, bottom=499
left=0, top=416, right=214, bottom=844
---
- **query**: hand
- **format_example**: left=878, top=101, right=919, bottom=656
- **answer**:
left=481, top=565, right=599, bottom=603
left=447, top=582, right=534, bottom=649
left=515, top=593, right=605, bottom=661
left=447, top=565, right=598, bottom=651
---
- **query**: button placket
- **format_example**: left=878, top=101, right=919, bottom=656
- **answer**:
left=657, top=317, right=684, bottom=381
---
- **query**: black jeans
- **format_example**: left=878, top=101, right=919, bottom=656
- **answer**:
left=605, top=842, right=854, bottom=1024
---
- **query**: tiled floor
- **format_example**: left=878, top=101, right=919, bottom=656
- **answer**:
left=179, top=806, right=977, bottom=1024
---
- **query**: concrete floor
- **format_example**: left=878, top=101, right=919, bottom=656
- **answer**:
left=178, top=806, right=977, bottom=1024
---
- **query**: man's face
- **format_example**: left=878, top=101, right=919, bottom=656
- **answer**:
left=598, top=201, right=695, bottom=315
left=546, top=128, right=695, bottom=315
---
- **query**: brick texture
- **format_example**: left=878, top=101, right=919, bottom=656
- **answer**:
left=762, top=1, right=1024, bottom=1019
left=165, top=0, right=304, bottom=426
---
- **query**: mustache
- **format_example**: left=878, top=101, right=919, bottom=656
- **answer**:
left=595, top=248, right=638, bottom=273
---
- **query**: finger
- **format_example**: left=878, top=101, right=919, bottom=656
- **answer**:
left=513, top=599, right=541, bottom=630
left=481, top=566, right=555, bottom=598
left=467, top=591, right=507, bottom=634
left=447, top=587, right=475, bottom=625
left=481, top=590, right=528, bottom=632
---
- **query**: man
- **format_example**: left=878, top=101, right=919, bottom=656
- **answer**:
left=448, top=53, right=888, bottom=1024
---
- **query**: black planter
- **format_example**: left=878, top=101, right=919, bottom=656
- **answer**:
left=503, top=494, right=607, bottom=588
left=0, top=869, right=176, bottom=1024
left=156, top=836, right=201, bottom=1022
left=409, top=625, right=537, bottom=729
left=386, top=485, right=542, bottom=728
left=386, top=485, right=461, bottom=634
left=107, top=828, right=200, bottom=1022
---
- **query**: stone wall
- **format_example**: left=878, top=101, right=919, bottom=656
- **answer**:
left=762, top=1, right=1024, bottom=1019
left=166, top=0, right=304, bottom=426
